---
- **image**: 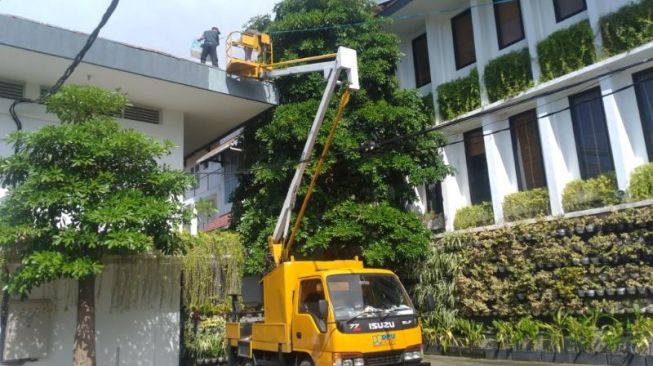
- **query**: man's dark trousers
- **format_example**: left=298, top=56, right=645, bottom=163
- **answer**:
left=201, top=44, right=218, bottom=67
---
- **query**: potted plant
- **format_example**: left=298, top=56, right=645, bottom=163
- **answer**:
left=601, top=319, right=627, bottom=366
left=511, top=316, right=543, bottom=361
left=628, top=308, right=653, bottom=366
left=454, top=318, right=486, bottom=358
left=491, top=319, right=514, bottom=360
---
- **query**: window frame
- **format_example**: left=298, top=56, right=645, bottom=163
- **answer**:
left=493, top=0, right=525, bottom=50
left=298, top=278, right=327, bottom=333
left=451, top=8, right=477, bottom=70
left=569, top=87, right=615, bottom=180
left=509, top=109, right=547, bottom=191
left=412, top=33, right=432, bottom=88
left=464, top=128, right=492, bottom=204
left=633, top=68, right=653, bottom=161
left=553, top=0, right=587, bottom=23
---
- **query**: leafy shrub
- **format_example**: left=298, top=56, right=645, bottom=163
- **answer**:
left=562, top=173, right=619, bottom=213
left=502, top=188, right=550, bottom=222
left=629, top=162, right=653, bottom=201
left=484, top=48, right=534, bottom=102
left=453, top=202, right=494, bottom=230
left=437, top=69, right=481, bottom=121
left=537, top=20, right=596, bottom=81
left=600, top=0, right=653, bottom=56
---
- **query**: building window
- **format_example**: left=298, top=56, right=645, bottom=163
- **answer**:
left=569, top=88, right=614, bottom=179
left=412, top=33, right=431, bottom=88
left=452, top=9, right=476, bottom=70
left=553, top=0, right=586, bottom=22
left=510, top=109, right=546, bottom=190
left=634, top=68, right=653, bottom=161
left=425, top=182, right=444, bottom=214
left=465, top=128, right=492, bottom=204
left=494, top=0, right=525, bottom=49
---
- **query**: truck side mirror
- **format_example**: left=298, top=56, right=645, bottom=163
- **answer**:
left=318, top=299, right=328, bottom=319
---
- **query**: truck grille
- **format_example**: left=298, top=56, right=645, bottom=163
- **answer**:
left=364, top=351, right=403, bottom=366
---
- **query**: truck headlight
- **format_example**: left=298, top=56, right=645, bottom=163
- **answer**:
left=404, top=345, right=422, bottom=361
left=342, top=360, right=353, bottom=366
left=354, top=358, right=364, bottom=366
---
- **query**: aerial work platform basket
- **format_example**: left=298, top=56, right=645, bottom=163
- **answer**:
left=225, top=31, right=273, bottom=79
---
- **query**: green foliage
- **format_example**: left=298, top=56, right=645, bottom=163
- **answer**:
left=537, top=20, right=596, bottom=81
left=491, top=319, right=515, bottom=350
left=600, top=0, right=653, bottom=56
left=454, top=318, right=485, bottom=348
left=629, top=163, right=653, bottom=201
left=484, top=49, right=534, bottom=102
left=562, top=173, right=620, bottom=213
left=185, top=316, right=227, bottom=359
left=436, top=68, right=481, bottom=120
left=0, top=85, right=192, bottom=295
left=234, top=0, right=451, bottom=275
left=502, top=188, right=550, bottom=222
left=182, top=231, right=244, bottom=308
left=630, top=306, right=653, bottom=354
left=514, top=316, right=543, bottom=350
left=453, top=202, right=494, bottom=230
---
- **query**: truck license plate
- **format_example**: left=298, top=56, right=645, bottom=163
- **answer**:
left=372, top=333, right=396, bottom=346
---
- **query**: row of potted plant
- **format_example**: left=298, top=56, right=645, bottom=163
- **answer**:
left=422, top=309, right=653, bottom=365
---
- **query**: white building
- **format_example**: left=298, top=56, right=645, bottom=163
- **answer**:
left=0, top=14, right=277, bottom=365
left=380, top=0, right=653, bottom=231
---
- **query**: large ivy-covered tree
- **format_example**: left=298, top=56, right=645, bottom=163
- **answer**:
left=0, top=85, right=191, bottom=366
left=232, top=0, right=451, bottom=276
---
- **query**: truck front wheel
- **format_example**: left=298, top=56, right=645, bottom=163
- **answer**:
left=297, top=356, right=314, bottom=366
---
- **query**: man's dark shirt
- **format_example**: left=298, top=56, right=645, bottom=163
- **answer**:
left=202, top=30, right=220, bottom=47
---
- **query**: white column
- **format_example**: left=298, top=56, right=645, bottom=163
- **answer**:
left=441, top=134, right=470, bottom=231
left=520, top=0, right=547, bottom=81
left=483, top=117, right=518, bottom=223
left=600, top=74, right=649, bottom=190
left=537, top=96, right=580, bottom=214
left=425, top=15, right=450, bottom=123
left=471, top=0, right=493, bottom=106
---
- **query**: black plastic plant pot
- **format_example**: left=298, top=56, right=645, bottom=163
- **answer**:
left=575, top=352, right=608, bottom=365
left=446, top=346, right=462, bottom=356
left=424, top=345, right=442, bottom=355
left=627, top=354, right=646, bottom=366
left=607, top=353, right=628, bottom=365
left=558, top=228, right=567, bottom=237
left=591, top=257, right=601, bottom=265
left=484, top=348, right=498, bottom=359
left=554, top=352, right=578, bottom=363
left=573, top=258, right=582, bottom=266
left=460, top=347, right=486, bottom=359
left=541, top=351, right=555, bottom=362
left=512, top=350, right=542, bottom=362
left=586, top=224, right=595, bottom=233
left=494, top=349, right=511, bottom=360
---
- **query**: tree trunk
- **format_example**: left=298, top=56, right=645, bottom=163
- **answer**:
left=73, top=275, right=96, bottom=366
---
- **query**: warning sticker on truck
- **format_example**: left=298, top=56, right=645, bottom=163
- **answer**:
left=372, top=333, right=396, bottom=346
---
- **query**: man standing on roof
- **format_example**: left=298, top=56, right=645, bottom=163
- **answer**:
left=198, top=26, right=221, bottom=67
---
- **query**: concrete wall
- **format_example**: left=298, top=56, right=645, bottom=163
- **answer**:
left=0, top=91, right=184, bottom=170
left=10, top=258, right=181, bottom=366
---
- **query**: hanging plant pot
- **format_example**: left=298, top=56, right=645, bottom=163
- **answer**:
left=546, top=262, right=555, bottom=269
left=575, top=225, right=585, bottom=235
left=497, top=265, right=506, bottom=273
left=517, top=293, right=525, bottom=300
left=596, top=288, right=605, bottom=297
left=627, top=287, right=637, bottom=295
left=590, top=257, right=600, bottom=265
left=585, top=224, right=595, bottom=233
left=606, top=288, right=616, bottom=296
left=630, top=272, right=640, bottom=279
left=617, top=288, right=626, bottom=296
left=637, top=287, right=647, bottom=295
left=558, top=228, right=567, bottom=237
left=581, top=257, right=590, bottom=265
left=587, top=289, right=596, bottom=298
left=617, top=223, right=625, bottom=231
left=578, top=289, right=587, bottom=298
left=572, top=258, right=581, bottom=266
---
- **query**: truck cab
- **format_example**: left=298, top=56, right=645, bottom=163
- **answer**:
left=225, top=259, right=425, bottom=366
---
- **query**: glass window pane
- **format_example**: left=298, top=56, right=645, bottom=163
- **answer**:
left=510, top=109, right=547, bottom=190
left=553, top=0, right=586, bottom=22
left=494, top=0, right=525, bottom=49
left=569, top=88, right=615, bottom=179
left=412, top=34, right=431, bottom=87
left=634, top=68, right=653, bottom=161
left=452, top=9, right=476, bottom=70
left=465, top=128, right=492, bottom=204
left=426, top=182, right=444, bottom=214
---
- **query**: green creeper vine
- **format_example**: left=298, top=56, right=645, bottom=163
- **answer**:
left=537, top=20, right=596, bottom=82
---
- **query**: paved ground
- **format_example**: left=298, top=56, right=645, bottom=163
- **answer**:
left=424, top=355, right=574, bottom=366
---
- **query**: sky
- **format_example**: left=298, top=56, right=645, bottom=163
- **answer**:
left=0, top=0, right=278, bottom=67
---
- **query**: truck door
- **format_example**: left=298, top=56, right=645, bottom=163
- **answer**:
left=293, top=278, right=328, bottom=362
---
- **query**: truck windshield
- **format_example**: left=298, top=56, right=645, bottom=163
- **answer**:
left=326, top=274, right=414, bottom=321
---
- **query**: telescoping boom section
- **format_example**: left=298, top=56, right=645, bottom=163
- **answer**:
left=225, top=40, right=429, bottom=366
